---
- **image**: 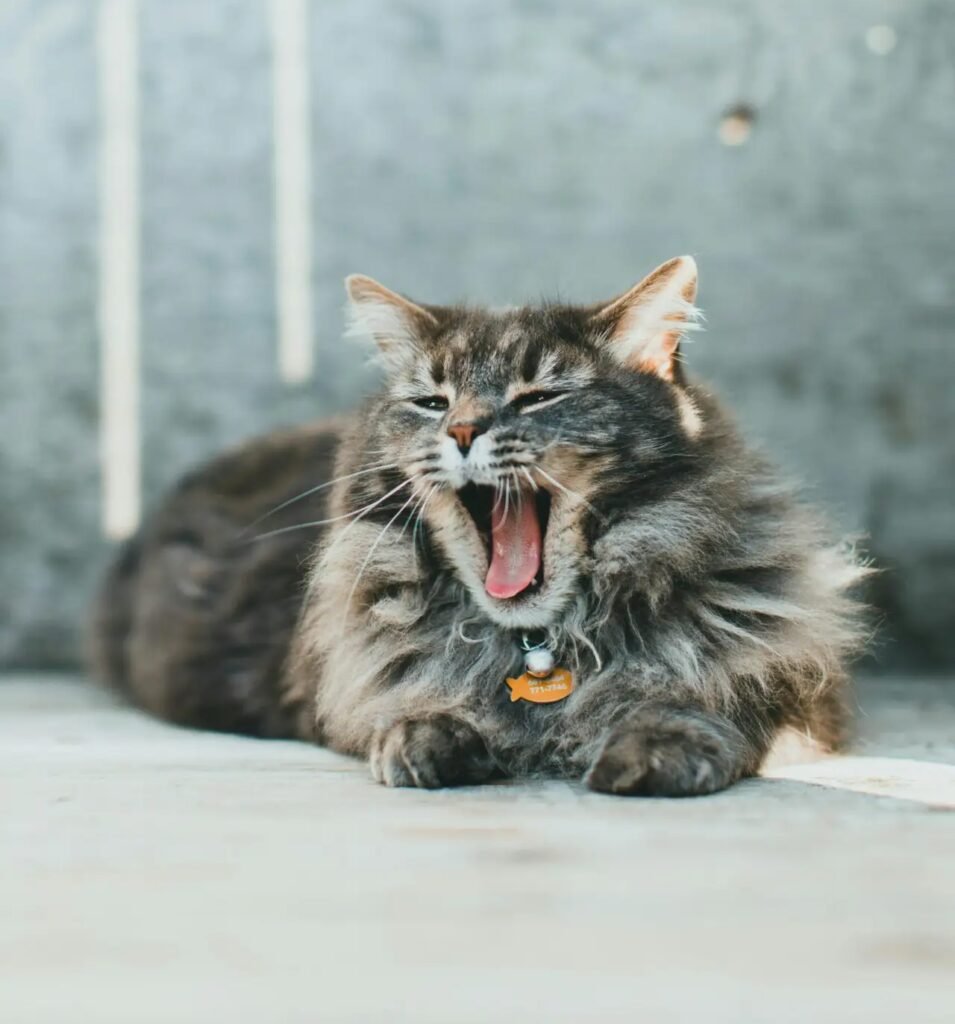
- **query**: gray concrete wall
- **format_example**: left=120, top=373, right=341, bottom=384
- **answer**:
left=1, top=0, right=953, bottom=670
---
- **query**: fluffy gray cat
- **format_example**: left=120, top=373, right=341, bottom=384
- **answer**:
left=92, top=256, right=869, bottom=796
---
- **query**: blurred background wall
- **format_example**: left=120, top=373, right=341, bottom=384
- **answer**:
left=0, top=0, right=953, bottom=673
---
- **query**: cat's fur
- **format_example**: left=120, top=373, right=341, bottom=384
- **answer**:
left=91, top=257, right=869, bottom=796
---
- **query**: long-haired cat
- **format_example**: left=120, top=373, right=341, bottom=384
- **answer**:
left=91, top=256, right=869, bottom=796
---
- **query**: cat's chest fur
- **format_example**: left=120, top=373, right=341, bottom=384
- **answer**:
left=307, top=561, right=637, bottom=777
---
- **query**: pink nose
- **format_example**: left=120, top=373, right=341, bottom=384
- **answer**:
left=447, top=423, right=481, bottom=454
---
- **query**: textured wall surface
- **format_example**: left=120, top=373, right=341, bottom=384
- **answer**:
left=1, top=0, right=953, bottom=670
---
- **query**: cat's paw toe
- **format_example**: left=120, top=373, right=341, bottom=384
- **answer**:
left=585, top=707, right=749, bottom=797
left=370, top=714, right=497, bottom=789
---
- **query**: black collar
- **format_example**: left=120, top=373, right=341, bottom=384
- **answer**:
left=518, top=630, right=549, bottom=653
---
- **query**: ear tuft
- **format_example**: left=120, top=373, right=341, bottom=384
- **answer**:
left=592, top=255, right=702, bottom=381
left=344, top=275, right=438, bottom=370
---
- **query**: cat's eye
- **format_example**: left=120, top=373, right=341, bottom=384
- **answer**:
left=411, top=395, right=450, bottom=412
left=511, top=389, right=567, bottom=411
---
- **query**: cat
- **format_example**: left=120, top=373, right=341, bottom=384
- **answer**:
left=91, top=256, right=869, bottom=796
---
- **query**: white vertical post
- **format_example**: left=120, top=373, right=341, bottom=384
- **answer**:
left=269, top=0, right=315, bottom=384
left=97, top=0, right=141, bottom=539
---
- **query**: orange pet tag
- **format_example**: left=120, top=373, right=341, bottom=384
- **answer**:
left=505, top=667, right=575, bottom=704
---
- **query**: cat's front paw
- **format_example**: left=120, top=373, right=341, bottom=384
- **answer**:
left=585, top=706, right=751, bottom=797
left=369, top=714, right=498, bottom=789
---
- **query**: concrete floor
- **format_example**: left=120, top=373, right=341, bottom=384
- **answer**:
left=2, top=676, right=954, bottom=1024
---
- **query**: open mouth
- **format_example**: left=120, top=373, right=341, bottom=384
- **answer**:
left=456, top=483, right=552, bottom=601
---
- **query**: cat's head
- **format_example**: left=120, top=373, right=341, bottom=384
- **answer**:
left=346, top=256, right=704, bottom=629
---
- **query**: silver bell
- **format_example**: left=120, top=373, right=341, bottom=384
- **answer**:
left=524, top=647, right=555, bottom=678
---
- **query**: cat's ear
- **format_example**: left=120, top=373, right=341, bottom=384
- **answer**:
left=590, top=256, right=701, bottom=382
left=344, top=274, right=439, bottom=369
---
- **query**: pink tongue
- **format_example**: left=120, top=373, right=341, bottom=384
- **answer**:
left=484, top=495, right=542, bottom=600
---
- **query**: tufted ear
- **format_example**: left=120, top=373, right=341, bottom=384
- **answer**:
left=590, top=256, right=702, bottom=382
left=344, top=274, right=439, bottom=370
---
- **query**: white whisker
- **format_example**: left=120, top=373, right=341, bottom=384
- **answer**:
left=243, top=460, right=400, bottom=533
left=490, top=482, right=506, bottom=517
left=534, top=465, right=606, bottom=523
left=412, top=484, right=439, bottom=567
left=512, top=470, right=525, bottom=511
left=342, top=488, right=421, bottom=626
left=317, top=477, right=419, bottom=563
left=250, top=476, right=413, bottom=542
left=398, top=482, right=432, bottom=542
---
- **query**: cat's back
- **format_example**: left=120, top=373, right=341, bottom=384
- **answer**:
left=89, top=417, right=350, bottom=736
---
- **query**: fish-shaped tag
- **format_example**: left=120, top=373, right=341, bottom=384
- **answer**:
left=505, top=667, right=574, bottom=704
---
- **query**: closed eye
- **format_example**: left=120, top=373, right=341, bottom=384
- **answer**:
left=511, top=389, right=569, bottom=413
left=410, top=395, right=450, bottom=413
